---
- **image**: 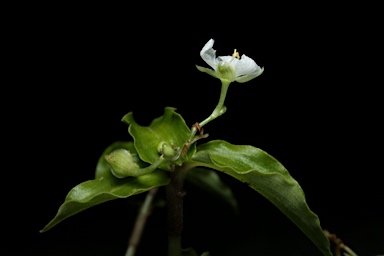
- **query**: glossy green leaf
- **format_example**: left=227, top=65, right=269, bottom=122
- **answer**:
left=40, top=142, right=170, bottom=233
left=186, top=168, right=238, bottom=213
left=41, top=170, right=169, bottom=232
left=121, top=107, right=196, bottom=170
left=189, top=140, right=332, bottom=256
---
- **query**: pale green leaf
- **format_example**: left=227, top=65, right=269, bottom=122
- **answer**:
left=122, top=107, right=196, bottom=170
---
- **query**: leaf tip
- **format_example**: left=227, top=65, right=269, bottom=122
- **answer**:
left=163, top=106, right=178, bottom=118
left=121, top=111, right=135, bottom=125
left=39, top=226, right=50, bottom=233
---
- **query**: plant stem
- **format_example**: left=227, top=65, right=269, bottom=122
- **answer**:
left=166, top=165, right=190, bottom=256
left=199, top=80, right=230, bottom=127
left=167, top=81, right=231, bottom=255
left=324, top=229, right=358, bottom=256
left=185, top=80, right=231, bottom=148
left=125, top=187, right=159, bottom=256
left=168, top=235, right=182, bottom=256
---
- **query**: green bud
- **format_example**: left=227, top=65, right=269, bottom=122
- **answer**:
left=157, top=141, right=177, bottom=160
left=157, top=141, right=166, bottom=154
left=216, top=62, right=236, bottom=82
left=105, top=149, right=140, bottom=178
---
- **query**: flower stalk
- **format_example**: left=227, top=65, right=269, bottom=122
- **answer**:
left=200, top=80, right=230, bottom=127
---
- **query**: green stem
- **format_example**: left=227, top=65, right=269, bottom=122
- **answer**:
left=187, top=126, right=198, bottom=143
left=183, top=80, right=231, bottom=158
left=199, top=80, right=230, bottom=127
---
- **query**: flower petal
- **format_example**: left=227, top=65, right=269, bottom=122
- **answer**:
left=200, top=39, right=218, bottom=70
left=198, top=39, right=264, bottom=83
left=218, top=56, right=239, bottom=66
left=233, top=55, right=261, bottom=77
left=235, top=67, right=264, bottom=83
left=196, top=65, right=218, bottom=79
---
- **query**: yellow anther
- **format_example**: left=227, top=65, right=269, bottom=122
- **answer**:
left=232, top=49, right=240, bottom=59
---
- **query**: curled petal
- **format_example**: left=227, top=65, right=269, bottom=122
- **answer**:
left=200, top=39, right=218, bottom=70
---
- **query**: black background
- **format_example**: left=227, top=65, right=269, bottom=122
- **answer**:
left=6, top=2, right=383, bottom=256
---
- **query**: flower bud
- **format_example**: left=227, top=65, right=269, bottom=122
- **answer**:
left=157, top=141, right=177, bottom=160
left=105, top=149, right=140, bottom=178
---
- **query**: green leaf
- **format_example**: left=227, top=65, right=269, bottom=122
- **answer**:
left=40, top=141, right=170, bottom=232
left=189, top=140, right=332, bottom=256
left=41, top=170, right=169, bottom=232
left=121, top=107, right=196, bottom=170
left=186, top=168, right=238, bottom=213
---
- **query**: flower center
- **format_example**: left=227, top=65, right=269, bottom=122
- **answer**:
left=232, top=49, right=240, bottom=59
left=217, top=62, right=236, bottom=82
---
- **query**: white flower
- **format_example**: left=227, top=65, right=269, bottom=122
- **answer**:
left=196, top=39, right=264, bottom=83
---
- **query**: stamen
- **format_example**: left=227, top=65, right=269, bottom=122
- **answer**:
left=232, top=49, right=240, bottom=59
